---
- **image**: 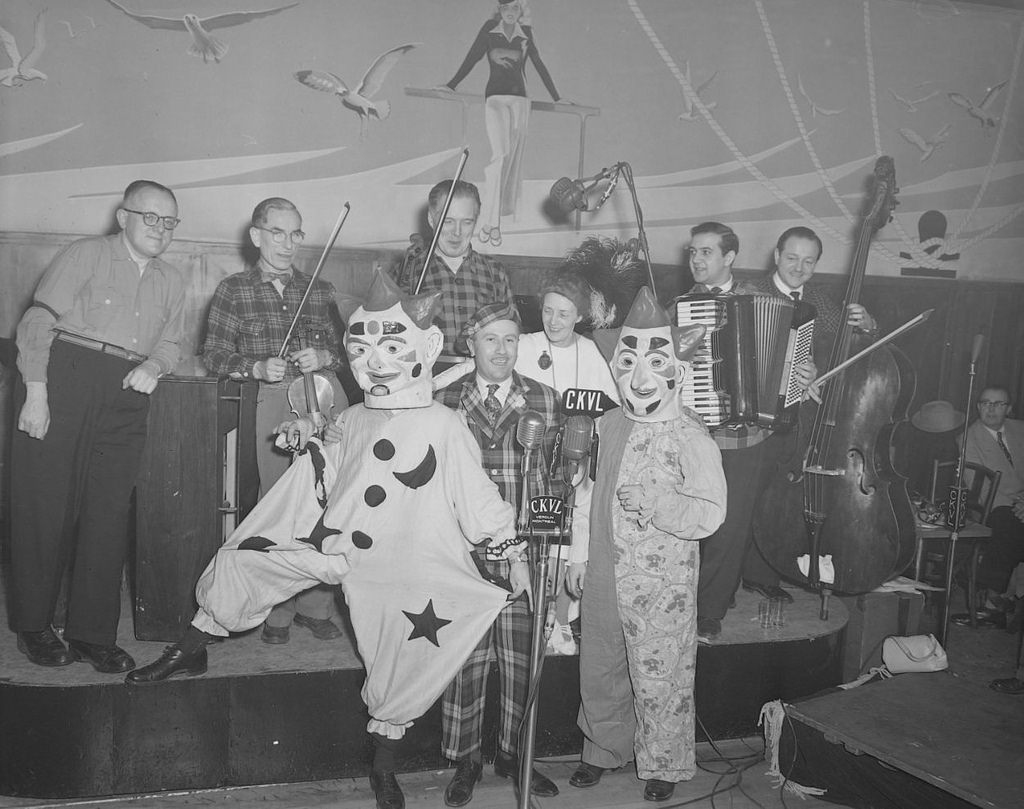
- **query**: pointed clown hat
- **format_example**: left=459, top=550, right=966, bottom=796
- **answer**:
left=593, top=286, right=705, bottom=363
left=338, top=267, right=443, bottom=329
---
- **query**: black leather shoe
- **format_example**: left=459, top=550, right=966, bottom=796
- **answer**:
left=697, top=617, right=721, bottom=642
left=569, top=761, right=606, bottom=788
left=742, top=580, right=794, bottom=603
left=17, top=629, right=73, bottom=667
left=644, top=778, right=676, bottom=802
left=493, top=751, right=559, bottom=797
left=67, top=639, right=135, bottom=673
left=125, top=643, right=208, bottom=684
left=444, top=759, right=482, bottom=807
left=369, top=769, right=405, bottom=809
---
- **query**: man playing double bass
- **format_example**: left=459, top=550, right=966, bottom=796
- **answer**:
left=687, top=222, right=877, bottom=641
left=202, top=197, right=349, bottom=644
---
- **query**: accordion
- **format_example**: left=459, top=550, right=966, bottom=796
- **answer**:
left=674, top=293, right=815, bottom=431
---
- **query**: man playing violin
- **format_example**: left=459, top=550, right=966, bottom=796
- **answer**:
left=202, top=196, right=349, bottom=644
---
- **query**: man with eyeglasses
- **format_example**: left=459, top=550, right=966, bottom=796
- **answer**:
left=202, top=197, right=349, bottom=645
left=10, top=179, right=187, bottom=673
left=961, top=386, right=1024, bottom=606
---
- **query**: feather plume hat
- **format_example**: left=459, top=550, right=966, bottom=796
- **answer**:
left=541, top=236, right=648, bottom=331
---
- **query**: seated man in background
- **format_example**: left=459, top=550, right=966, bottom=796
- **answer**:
left=961, top=385, right=1024, bottom=606
left=203, top=196, right=349, bottom=645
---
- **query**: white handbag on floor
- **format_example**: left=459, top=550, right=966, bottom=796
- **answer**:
left=882, top=634, right=948, bottom=673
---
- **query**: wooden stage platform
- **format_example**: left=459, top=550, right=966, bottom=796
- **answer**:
left=0, top=578, right=846, bottom=799
left=783, top=673, right=1024, bottom=809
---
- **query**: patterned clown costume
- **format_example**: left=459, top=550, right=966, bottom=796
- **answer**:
left=574, top=406, right=725, bottom=780
left=571, top=285, right=726, bottom=785
left=193, top=400, right=514, bottom=738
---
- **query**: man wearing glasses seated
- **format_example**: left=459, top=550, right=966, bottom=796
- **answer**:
left=202, top=197, right=349, bottom=645
left=10, top=180, right=187, bottom=674
left=961, top=385, right=1024, bottom=615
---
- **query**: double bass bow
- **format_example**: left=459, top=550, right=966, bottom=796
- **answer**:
left=754, top=157, right=916, bottom=614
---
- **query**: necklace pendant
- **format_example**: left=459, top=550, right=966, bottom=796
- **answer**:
left=538, top=351, right=552, bottom=370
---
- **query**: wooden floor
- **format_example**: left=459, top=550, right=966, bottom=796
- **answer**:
left=0, top=739, right=836, bottom=809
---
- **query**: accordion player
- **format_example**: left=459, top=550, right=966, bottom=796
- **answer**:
left=674, top=292, right=815, bottom=431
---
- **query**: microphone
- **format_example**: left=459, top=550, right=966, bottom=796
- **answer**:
left=516, top=410, right=546, bottom=452
left=549, top=165, right=620, bottom=213
left=516, top=410, right=546, bottom=532
left=558, top=415, right=595, bottom=538
left=560, top=415, right=595, bottom=473
left=971, top=333, right=984, bottom=364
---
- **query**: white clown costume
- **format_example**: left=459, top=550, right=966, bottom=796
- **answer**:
left=188, top=270, right=519, bottom=739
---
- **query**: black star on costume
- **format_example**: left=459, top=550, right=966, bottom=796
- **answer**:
left=298, top=512, right=343, bottom=553
left=402, top=599, right=452, bottom=647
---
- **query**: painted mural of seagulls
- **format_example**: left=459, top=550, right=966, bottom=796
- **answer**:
left=889, top=88, right=939, bottom=112
left=101, top=0, right=299, bottom=64
left=898, top=123, right=951, bottom=161
left=677, top=60, right=717, bottom=121
left=0, top=11, right=47, bottom=87
left=948, top=80, right=1007, bottom=129
left=797, top=73, right=845, bottom=117
left=295, top=43, right=418, bottom=139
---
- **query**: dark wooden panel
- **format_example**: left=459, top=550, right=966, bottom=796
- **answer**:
left=134, top=377, right=257, bottom=641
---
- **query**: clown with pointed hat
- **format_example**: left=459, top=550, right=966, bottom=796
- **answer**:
left=129, top=270, right=522, bottom=809
left=566, top=287, right=727, bottom=801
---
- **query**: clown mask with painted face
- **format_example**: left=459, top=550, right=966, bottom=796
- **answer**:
left=343, top=271, right=443, bottom=409
left=610, top=286, right=705, bottom=423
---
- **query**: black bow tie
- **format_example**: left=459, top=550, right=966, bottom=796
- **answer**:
left=262, top=270, right=291, bottom=285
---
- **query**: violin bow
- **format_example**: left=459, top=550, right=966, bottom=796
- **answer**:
left=413, top=148, right=470, bottom=295
left=277, top=202, right=351, bottom=358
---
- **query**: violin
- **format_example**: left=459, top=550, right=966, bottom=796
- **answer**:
left=287, top=325, right=335, bottom=436
left=754, top=157, right=916, bottom=610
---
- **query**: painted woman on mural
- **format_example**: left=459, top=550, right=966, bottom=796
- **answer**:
left=438, top=0, right=568, bottom=247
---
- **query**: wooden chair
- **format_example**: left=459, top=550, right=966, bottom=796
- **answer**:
left=919, top=460, right=1001, bottom=619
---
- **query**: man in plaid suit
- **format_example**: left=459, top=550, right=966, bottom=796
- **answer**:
left=435, top=301, right=563, bottom=806
left=395, top=180, right=516, bottom=371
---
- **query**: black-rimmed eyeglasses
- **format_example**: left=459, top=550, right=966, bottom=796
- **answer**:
left=255, top=226, right=305, bottom=244
left=122, top=208, right=180, bottom=230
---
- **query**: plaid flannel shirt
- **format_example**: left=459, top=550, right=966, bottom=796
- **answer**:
left=202, top=266, right=341, bottom=380
left=397, top=248, right=516, bottom=368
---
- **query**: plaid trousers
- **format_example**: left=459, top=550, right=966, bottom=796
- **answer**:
left=441, top=556, right=532, bottom=761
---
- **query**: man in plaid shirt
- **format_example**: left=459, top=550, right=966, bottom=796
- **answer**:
left=394, top=180, right=516, bottom=371
left=686, top=222, right=877, bottom=641
left=435, top=301, right=563, bottom=806
left=202, top=197, right=348, bottom=644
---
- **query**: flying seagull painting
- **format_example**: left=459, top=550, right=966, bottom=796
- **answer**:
left=0, top=10, right=48, bottom=87
left=295, top=43, right=418, bottom=139
left=102, top=0, right=300, bottom=63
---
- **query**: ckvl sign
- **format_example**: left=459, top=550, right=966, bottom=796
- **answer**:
left=528, top=495, right=565, bottom=540
left=561, top=388, right=617, bottom=417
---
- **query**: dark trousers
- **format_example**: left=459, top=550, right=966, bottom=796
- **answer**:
left=9, top=341, right=150, bottom=645
left=698, top=435, right=783, bottom=621
left=980, top=506, right=1024, bottom=592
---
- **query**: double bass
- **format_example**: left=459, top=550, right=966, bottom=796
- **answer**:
left=754, top=156, right=917, bottom=606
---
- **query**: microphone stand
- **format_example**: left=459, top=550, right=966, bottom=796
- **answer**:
left=617, top=162, right=658, bottom=295
left=941, top=335, right=983, bottom=643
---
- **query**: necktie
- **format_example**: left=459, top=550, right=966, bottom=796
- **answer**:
left=263, top=270, right=291, bottom=285
left=790, top=290, right=801, bottom=301
left=997, top=430, right=1014, bottom=467
left=709, top=286, right=723, bottom=294
left=484, top=383, right=501, bottom=424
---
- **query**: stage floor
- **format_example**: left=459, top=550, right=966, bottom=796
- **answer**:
left=0, top=578, right=844, bottom=686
